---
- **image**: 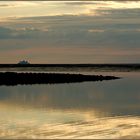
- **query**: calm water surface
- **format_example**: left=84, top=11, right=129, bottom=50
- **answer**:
left=0, top=70, right=140, bottom=139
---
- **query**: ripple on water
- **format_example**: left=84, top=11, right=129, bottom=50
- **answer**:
left=0, top=116, right=140, bottom=139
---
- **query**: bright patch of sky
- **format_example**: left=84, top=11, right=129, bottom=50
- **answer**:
left=0, top=1, right=140, bottom=18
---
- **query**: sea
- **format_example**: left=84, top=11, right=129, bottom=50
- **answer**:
left=0, top=66, right=139, bottom=139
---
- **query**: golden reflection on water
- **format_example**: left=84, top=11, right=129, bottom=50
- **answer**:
left=0, top=103, right=140, bottom=139
left=0, top=100, right=140, bottom=139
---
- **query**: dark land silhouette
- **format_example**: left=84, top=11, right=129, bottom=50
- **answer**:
left=0, top=72, right=120, bottom=86
left=0, top=64, right=140, bottom=68
left=0, top=64, right=140, bottom=71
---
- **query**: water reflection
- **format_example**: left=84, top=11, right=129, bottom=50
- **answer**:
left=0, top=72, right=140, bottom=138
left=0, top=76, right=140, bottom=116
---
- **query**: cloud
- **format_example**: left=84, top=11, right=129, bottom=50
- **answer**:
left=88, top=29, right=105, bottom=33
left=0, top=6, right=140, bottom=63
left=64, top=1, right=97, bottom=6
left=0, top=26, right=48, bottom=39
left=90, top=8, right=140, bottom=18
left=1, top=12, right=140, bottom=49
left=0, top=4, right=13, bottom=7
left=0, top=2, right=40, bottom=8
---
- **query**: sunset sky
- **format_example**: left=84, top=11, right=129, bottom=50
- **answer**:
left=0, top=1, right=140, bottom=64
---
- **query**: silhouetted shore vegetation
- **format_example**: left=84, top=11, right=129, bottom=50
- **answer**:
left=0, top=72, right=120, bottom=86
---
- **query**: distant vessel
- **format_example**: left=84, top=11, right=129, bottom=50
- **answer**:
left=18, top=60, right=30, bottom=64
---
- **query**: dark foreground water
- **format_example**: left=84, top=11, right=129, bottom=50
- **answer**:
left=0, top=69, right=140, bottom=138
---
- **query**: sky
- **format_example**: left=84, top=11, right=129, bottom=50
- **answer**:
left=0, top=1, right=140, bottom=64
